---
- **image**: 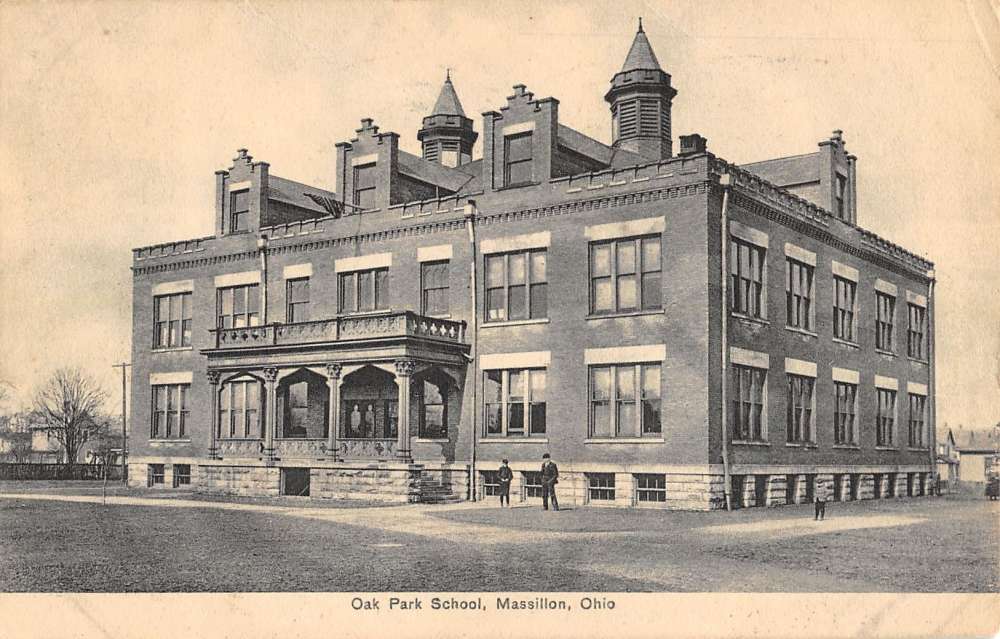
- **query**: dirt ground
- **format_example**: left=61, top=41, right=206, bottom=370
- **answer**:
left=0, top=483, right=995, bottom=592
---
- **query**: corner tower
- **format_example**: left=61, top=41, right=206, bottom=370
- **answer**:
left=417, top=71, right=478, bottom=167
left=605, top=20, right=677, bottom=161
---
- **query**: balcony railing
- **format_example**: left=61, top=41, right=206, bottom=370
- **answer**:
left=210, top=311, right=467, bottom=350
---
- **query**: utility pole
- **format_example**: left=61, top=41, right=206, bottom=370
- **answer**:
left=112, top=362, right=131, bottom=486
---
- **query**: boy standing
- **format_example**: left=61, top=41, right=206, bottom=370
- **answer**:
left=540, top=453, right=559, bottom=511
left=814, top=476, right=828, bottom=520
left=497, top=459, right=513, bottom=507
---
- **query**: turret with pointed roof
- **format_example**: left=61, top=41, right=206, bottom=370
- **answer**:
left=417, top=71, right=478, bottom=167
left=605, top=19, right=677, bottom=161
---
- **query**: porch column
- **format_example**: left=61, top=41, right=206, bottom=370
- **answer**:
left=325, top=363, right=342, bottom=460
left=207, top=370, right=221, bottom=459
left=394, top=359, right=416, bottom=462
left=263, top=367, right=278, bottom=462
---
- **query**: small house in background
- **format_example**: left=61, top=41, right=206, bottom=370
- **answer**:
left=936, top=427, right=959, bottom=491
left=952, top=426, right=1000, bottom=485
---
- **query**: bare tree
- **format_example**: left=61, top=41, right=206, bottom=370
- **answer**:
left=32, top=368, right=108, bottom=464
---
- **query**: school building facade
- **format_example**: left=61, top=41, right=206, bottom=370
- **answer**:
left=128, top=25, right=937, bottom=509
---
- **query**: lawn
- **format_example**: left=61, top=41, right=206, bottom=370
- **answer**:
left=0, top=487, right=995, bottom=592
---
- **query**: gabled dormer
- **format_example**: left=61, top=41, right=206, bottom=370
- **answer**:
left=214, top=149, right=269, bottom=236
left=335, top=118, right=401, bottom=212
left=482, top=85, right=559, bottom=191
left=213, top=148, right=337, bottom=235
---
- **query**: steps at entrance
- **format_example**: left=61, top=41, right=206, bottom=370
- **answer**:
left=418, top=477, right=463, bottom=504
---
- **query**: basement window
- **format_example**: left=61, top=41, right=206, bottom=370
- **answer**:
left=281, top=468, right=311, bottom=497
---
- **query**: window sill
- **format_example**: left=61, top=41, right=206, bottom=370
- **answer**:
left=584, top=438, right=664, bottom=444
left=587, top=309, right=663, bottom=320
left=907, top=357, right=929, bottom=365
left=480, top=438, right=548, bottom=443
left=875, top=446, right=898, bottom=451
left=731, top=440, right=770, bottom=446
left=424, top=313, right=452, bottom=320
left=730, top=313, right=769, bottom=327
left=784, top=326, right=818, bottom=338
left=907, top=447, right=930, bottom=452
left=832, top=444, right=861, bottom=450
left=414, top=438, right=450, bottom=443
left=151, top=346, right=194, bottom=354
left=481, top=318, right=549, bottom=328
left=785, top=442, right=819, bottom=449
left=832, top=337, right=860, bottom=349
left=875, top=349, right=896, bottom=358
left=150, top=439, right=192, bottom=444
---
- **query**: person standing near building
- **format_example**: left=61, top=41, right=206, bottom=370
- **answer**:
left=814, top=476, right=829, bottom=520
left=497, top=459, right=513, bottom=507
left=540, top=453, right=559, bottom=511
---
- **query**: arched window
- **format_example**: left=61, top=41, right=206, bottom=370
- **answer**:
left=219, top=378, right=263, bottom=439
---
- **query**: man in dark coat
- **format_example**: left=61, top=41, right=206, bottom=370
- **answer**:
left=540, top=453, right=559, bottom=511
left=497, top=459, right=513, bottom=507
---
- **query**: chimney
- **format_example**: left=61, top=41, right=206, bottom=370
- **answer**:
left=678, top=133, right=708, bottom=156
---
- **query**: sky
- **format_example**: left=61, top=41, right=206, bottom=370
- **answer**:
left=1, top=0, right=998, bottom=430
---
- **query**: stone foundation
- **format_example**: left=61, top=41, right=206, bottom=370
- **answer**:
left=170, top=461, right=462, bottom=504
left=764, top=474, right=787, bottom=506
left=130, top=458, right=936, bottom=511
left=895, top=473, right=911, bottom=498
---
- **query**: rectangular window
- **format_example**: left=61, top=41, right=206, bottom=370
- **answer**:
left=835, top=174, right=848, bottom=220
left=421, top=260, right=450, bottom=316
left=785, top=258, right=814, bottom=330
left=148, top=464, right=165, bottom=486
left=590, top=236, right=661, bottom=315
left=482, top=368, right=546, bottom=437
left=481, top=471, right=500, bottom=497
left=353, top=164, right=376, bottom=210
left=731, top=365, right=766, bottom=442
left=907, top=304, right=926, bottom=359
left=876, top=388, right=896, bottom=447
left=587, top=473, right=616, bottom=501
left=589, top=363, right=661, bottom=438
left=286, top=277, right=310, bottom=323
left=338, top=268, right=389, bottom=313
left=875, top=291, right=895, bottom=352
left=219, top=379, right=263, bottom=439
left=635, top=474, right=667, bottom=503
left=908, top=393, right=926, bottom=448
left=151, top=384, right=189, bottom=439
left=153, top=292, right=192, bottom=349
left=833, top=382, right=857, bottom=445
left=484, top=249, right=546, bottom=322
left=217, top=284, right=260, bottom=329
left=173, top=464, right=191, bottom=487
left=503, top=133, right=533, bottom=186
left=522, top=471, right=543, bottom=498
left=730, top=238, right=766, bottom=318
left=833, top=276, right=856, bottom=342
left=230, top=190, right=250, bottom=232
left=786, top=375, right=815, bottom=443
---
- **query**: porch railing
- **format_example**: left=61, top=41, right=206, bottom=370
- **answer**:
left=216, top=438, right=398, bottom=460
left=211, top=311, right=466, bottom=350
